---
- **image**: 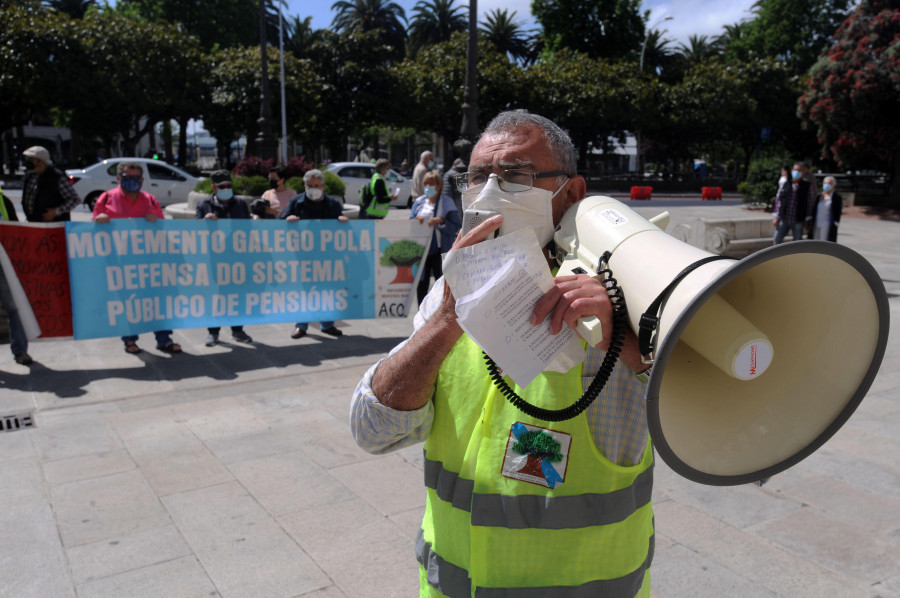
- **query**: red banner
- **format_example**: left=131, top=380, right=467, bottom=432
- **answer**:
left=0, top=223, right=73, bottom=338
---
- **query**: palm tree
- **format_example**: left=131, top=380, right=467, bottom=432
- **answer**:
left=678, top=34, right=719, bottom=65
left=479, top=8, right=532, bottom=64
left=640, top=28, right=676, bottom=75
left=285, top=15, right=324, bottom=58
left=407, top=0, right=468, bottom=58
left=43, top=0, right=96, bottom=18
left=331, top=0, right=407, bottom=60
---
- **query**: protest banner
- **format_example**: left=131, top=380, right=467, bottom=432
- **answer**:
left=65, top=218, right=432, bottom=340
left=0, top=222, right=72, bottom=338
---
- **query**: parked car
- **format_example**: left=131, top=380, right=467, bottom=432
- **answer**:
left=323, top=162, right=412, bottom=208
left=66, top=158, right=202, bottom=210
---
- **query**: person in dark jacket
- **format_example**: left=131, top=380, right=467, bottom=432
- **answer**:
left=281, top=169, right=348, bottom=339
left=195, top=170, right=254, bottom=347
left=21, top=146, right=81, bottom=222
left=808, top=175, right=842, bottom=242
left=774, top=162, right=816, bottom=244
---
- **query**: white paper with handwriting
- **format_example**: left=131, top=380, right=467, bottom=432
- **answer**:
left=443, top=228, right=585, bottom=387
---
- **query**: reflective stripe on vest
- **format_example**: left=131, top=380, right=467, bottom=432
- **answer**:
left=424, top=453, right=654, bottom=529
left=417, top=527, right=655, bottom=598
left=420, top=335, right=654, bottom=597
left=366, top=173, right=390, bottom=217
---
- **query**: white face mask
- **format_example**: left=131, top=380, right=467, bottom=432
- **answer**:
left=462, top=174, right=564, bottom=247
left=306, top=187, right=324, bottom=201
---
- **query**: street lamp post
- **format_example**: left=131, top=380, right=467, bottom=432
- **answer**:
left=454, top=0, right=479, bottom=164
left=636, top=15, right=673, bottom=176
left=256, top=0, right=275, bottom=161
left=640, top=15, right=673, bottom=72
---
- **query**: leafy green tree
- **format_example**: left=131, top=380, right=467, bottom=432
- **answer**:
left=43, top=0, right=96, bottom=18
left=304, top=30, right=403, bottom=160
left=114, top=0, right=259, bottom=51
left=393, top=32, right=523, bottom=144
left=407, top=0, right=468, bottom=58
left=675, top=57, right=800, bottom=173
left=203, top=45, right=314, bottom=166
left=725, top=0, right=852, bottom=75
left=531, top=0, right=645, bottom=62
left=0, top=2, right=74, bottom=140
left=798, top=0, right=900, bottom=206
left=331, top=0, right=408, bottom=62
left=58, top=12, right=205, bottom=156
left=480, top=8, right=533, bottom=64
left=521, top=49, right=654, bottom=170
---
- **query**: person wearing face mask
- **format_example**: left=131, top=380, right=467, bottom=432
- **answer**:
left=364, top=159, right=398, bottom=219
left=808, top=175, right=842, bottom=242
left=93, top=162, right=181, bottom=355
left=351, top=111, right=654, bottom=596
left=774, top=161, right=816, bottom=244
left=409, top=170, right=461, bottom=306
left=771, top=165, right=790, bottom=241
left=21, top=146, right=82, bottom=223
left=195, top=170, right=254, bottom=346
left=260, top=167, right=293, bottom=217
left=281, top=169, right=349, bottom=339
left=411, top=150, right=435, bottom=199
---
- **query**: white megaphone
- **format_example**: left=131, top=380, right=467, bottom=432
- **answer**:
left=554, top=196, right=890, bottom=486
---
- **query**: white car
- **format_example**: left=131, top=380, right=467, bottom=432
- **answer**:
left=324, top=162, right=413, bottom=208
left=66, top=158, right=202, bottom=210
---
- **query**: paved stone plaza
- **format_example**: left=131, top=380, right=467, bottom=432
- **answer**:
left=1, top=200, right=898, bottom=597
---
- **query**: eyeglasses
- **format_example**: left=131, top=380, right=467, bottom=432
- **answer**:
left=454, top=169, right=571, bottom=193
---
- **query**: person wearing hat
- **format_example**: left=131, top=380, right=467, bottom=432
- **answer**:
left=92, top=161, right=181, bottom=355
left=0, top=186, right=33, bottom=365
left=21, top=146, right=82, bottom=223
left=195, top=170, right=253, bottom=347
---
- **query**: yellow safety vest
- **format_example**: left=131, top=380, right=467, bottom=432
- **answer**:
left=419, top=335, right=655, bottom=597
left=365, top=173, right=391, bottom=218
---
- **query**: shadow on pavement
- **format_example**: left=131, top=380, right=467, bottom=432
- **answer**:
left=0, top=333, right=406, bottom=398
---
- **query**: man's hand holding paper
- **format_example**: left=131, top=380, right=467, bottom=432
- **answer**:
left=443, top=225, right=619, bottom=387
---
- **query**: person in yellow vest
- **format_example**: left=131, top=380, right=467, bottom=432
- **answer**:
left=351, top=111, right=655, bottom=597
left=364, top=159, right=397, bottom=219
left=0, top=188, right=32, bottom=365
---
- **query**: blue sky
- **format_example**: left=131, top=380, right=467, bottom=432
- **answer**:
left=286, top=0, right=759, bottom=46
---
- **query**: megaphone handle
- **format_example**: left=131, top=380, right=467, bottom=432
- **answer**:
left=576, top=317, right=604, bottom=347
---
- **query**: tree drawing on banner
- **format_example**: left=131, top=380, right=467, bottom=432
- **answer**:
left=380, top=240, right=425, bottom=284
left=513, top=429, right=563, bottom=480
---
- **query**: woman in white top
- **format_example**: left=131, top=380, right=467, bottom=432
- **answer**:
left=409, top=170, right=460, bottom=306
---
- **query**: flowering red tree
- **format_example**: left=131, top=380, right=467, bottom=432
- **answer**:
left=798, top=0, right=900, bottom=206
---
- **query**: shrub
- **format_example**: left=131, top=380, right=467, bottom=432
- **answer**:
left=233, top=156, right=275, bottom=178
left=234, top=175, right=269, bottom=198
left=741, top=154, right=792, bottom=209
left=194, top=178, right=213, bottom=193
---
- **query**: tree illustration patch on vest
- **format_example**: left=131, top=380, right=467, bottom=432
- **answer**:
left=502, top=422, right=571, bottom=488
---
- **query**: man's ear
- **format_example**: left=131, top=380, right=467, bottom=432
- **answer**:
left=564, top=176, right=587, bottom=210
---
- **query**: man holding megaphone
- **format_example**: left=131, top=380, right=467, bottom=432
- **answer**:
left=351, top=111, right=657, bottom=597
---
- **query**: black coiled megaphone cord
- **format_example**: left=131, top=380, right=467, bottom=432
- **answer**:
left=482, top=252, right=627, bottom=422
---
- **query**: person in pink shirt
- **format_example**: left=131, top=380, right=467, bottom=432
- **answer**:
left=93, top=161, right=181, bottom=355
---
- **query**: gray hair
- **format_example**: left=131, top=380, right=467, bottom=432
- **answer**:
left=824, top=175, right=837, bottom=186
left=303, top=169, right=324, bottom=184
left=420, top=150, right=433, bottom=162
left=117, top=161, right=144, bottom=176
left=482, top=111, right=577, bottom=176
